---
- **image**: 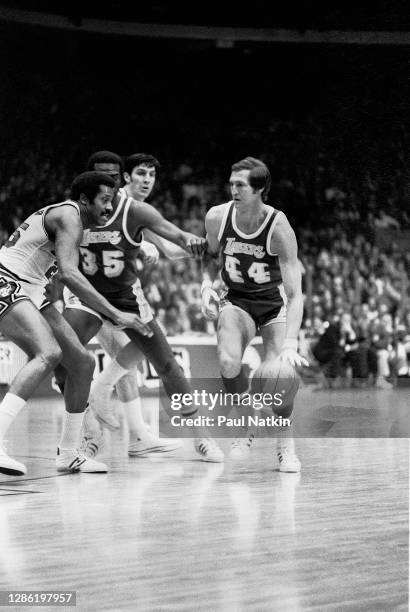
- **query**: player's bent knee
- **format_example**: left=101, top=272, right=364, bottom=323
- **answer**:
left=40, top=347, right=63, bottom=371
left=218, top=346, right=238, bottom=362
left=81, top=350, right=95, bottom=376
left=218, top=348, right=242, bottom=376
left=65, top=348, right=94, bottom=378
left=117, top=372, right=138, bottom=391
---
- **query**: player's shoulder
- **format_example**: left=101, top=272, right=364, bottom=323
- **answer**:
left=206, top=201, right=232, bottom=223
left=269, top=206, right=292, bottom=232
left=43, top=201, right=82, bottom=240
left=122, top=198, right=151, bottom=227
left=50, top=199, right=79, bottom=212
left=207, top=201, right=232, bottom=216
left=127, top=197, right=153, bottom=216
left=45, top=200, right=80, bottom=223
left=268, top=207, right=297, bottom=254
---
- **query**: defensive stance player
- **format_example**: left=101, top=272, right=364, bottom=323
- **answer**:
left=0, top=172, right=150, bottom=475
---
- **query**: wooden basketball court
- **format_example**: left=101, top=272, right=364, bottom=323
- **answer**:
left=0, top=387, right=408, bottom=611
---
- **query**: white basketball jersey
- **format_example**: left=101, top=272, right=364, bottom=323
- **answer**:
left=0, top=201, right=80, bottom=285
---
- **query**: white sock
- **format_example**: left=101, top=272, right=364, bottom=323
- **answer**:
left=82, top=406, right=102, bottom=437
left=276, top=420, right=294, bottom=448
left=59, top=412, right=84, bottom=451
left=124, top=397, right=149, bottom=439
left=92, top=360, right=128, bottom=403
left=0, top=393, right=26, bottom=440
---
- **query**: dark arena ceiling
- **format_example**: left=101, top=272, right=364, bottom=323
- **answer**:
left=1, top=0, right=410, bottom=31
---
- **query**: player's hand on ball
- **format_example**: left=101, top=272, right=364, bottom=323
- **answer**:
left=278, top=348, right=309, bottom=368
left=140, top=241, right=159, bottom=265
left=201, top=287, right=220, bottom=320
left=277, top=339, right=309, bottom=367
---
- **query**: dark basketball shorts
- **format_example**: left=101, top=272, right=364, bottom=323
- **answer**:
left=63, top=283, right=181, bottom=383
left=219, top=290, right=287, bottom=328
left=63, top=279, right=153, bottom=326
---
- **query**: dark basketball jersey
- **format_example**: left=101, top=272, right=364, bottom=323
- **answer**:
left=79, top=190, right=143, bottom=297
left=219, top=201, right=284, bottom=299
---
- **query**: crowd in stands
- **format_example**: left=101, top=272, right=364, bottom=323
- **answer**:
left=1, top=112, right=409, bottom=384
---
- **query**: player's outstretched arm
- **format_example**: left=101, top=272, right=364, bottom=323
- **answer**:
left=200, top=206, right=224, bottom=320
left=48, top=206, right=152, bottom=336
left=128, top=201, right=206, bottom=257
left=271, top=213, right=308, bottom=367
left=143, top=229, right=190, bottom=260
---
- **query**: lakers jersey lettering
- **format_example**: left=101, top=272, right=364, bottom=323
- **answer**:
left=219, top=201, right=283, bottom=297
left=224, top=237, right=265, bottom=259
left=82, top=230, right=122, bottom=246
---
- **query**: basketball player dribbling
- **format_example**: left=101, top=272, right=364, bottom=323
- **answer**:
left=201, top=157, right=308, bottom=471
left=57, top=151, right=224, bottom=463
left=0, top=172, right=151, bottom=476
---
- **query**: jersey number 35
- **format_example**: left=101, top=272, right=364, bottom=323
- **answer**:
left=80, top=247, right=124, bottom=278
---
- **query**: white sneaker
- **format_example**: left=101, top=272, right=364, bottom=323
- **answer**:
left=0, top=441, right=27, bottom=476
left=79, top=407, right=105, bottom=457
left=229, top=434, right=255, bottom=460
left=194, top=438, right=224, bottom=463
left=128, top=433, right=183, bottom=457
left=79, top=433, right=105, bottom=458
left=56, top=448, right=109, bottom=473
left=376, top=376, right=393, bottom=389
left=274, top=439, right=301, bottom=473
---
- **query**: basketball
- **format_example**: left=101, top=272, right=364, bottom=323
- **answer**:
left=251, top=359, right=300, bottom=408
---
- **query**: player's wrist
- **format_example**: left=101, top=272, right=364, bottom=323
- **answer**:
left=282, top=338, right=298, bottom=352
left=109, top=308, right=124, bottom=324
left=200, top=279, right=213, bottom=296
